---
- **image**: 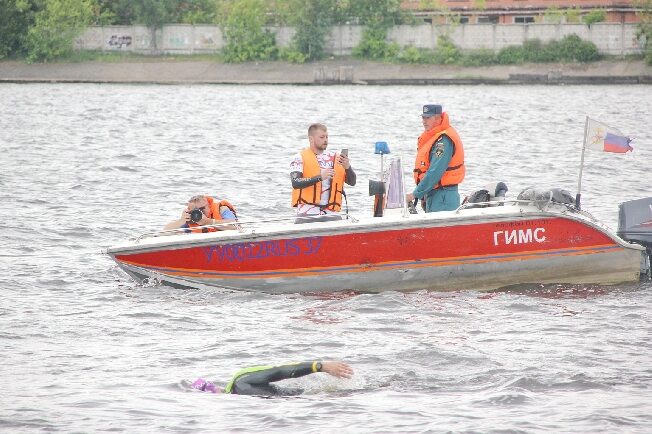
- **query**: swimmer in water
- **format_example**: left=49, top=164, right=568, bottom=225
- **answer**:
left=192, top=360, right=353, bottom=396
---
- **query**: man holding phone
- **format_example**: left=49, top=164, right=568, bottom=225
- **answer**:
left=290, top=123, right=356, bottom=222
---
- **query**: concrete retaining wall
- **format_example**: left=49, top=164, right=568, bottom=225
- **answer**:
left=74, top=23, right=644, bottom=56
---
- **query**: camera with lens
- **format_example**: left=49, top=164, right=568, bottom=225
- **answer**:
left=189, top=208, right=204, bottom=223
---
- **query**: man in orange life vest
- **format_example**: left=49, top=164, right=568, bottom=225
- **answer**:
left=406, top=104, right=465, bottom=212
left=290, top=123, right=356, bottom=223
left=164, top=195, right=237, bottom=232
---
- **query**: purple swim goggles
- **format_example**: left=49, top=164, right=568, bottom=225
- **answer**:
left=192, top=378, right=219, bottom=393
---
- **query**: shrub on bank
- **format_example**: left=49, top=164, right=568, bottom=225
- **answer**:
left=550, top=34, right=601, bottom=61
left=352, top=25, right=400, bottom=61
left=431, top=35, right=462, bottom=64
left=278, top=46, right=308, bottom=63
left=461, top=49, right=496, bottom=67
left=386, top=34, right=601, bottom=66
left=397, top=46, right=423, bottom=63
left=485, top=35, right=599, bottom=66
left=496, top=45, right=524, bottom=64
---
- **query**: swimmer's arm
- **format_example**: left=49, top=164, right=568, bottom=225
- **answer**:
left=241, top=363, right=314, bottom=386
left=240, top=361, right=353, bottom=385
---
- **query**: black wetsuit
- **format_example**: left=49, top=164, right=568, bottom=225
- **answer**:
left=227, top=362, right=320, bottom=396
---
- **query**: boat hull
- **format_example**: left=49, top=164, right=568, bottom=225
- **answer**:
left=107, top=207, right=644, bottom=293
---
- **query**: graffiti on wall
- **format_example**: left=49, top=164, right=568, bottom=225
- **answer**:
left=198, top=34, right=215, bottom=45
left=169, top=36, right=189, bottom=47
left=108, top=35, right=132, bottom=49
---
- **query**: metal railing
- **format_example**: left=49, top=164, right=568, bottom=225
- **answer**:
left=134, top=213, right=359, bottom=243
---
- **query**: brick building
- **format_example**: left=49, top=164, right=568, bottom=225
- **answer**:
left=402, top=1, right=641, bottom=24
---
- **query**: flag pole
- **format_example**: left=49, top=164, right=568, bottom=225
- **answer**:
left=576, top=116, right=589, bottom=210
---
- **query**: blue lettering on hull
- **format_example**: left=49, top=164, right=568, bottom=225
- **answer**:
left=202, top=237, right=323, bottom=263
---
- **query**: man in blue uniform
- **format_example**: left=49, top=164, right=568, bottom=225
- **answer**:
left=407, top=104, right=465, bottom=212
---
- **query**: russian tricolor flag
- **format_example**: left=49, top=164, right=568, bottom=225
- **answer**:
left=584, top=118, right=633, bottom=154
left=603, top=132, right=633, bottom=153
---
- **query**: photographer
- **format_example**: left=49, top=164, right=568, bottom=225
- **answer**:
left=164, top=195, right=237, bottom=233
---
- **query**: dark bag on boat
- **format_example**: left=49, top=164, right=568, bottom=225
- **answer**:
left=463, top=189, right=491, bottom=208
left=463, top=182, right=508, bottom=208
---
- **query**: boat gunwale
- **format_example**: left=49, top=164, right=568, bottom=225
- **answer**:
left=106, top=202, right=644, bottom=257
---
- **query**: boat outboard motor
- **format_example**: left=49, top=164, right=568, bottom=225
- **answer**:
left=617, top=197, right=652, bottom=278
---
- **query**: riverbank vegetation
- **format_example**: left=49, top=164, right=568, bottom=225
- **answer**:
left=393, top=34, right=601, bottom=66
left=1, top=0, right=650, bottom=65
left=636, top=0, right=652, bottom=64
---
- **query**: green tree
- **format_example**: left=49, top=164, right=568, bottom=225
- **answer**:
left=178, top=0, right=217, bottom=24
left=218, top=0, right=277, bottom=62
left=25, top=0, right=93, bottom=62
left=91, top=1, right=169, bottom=51
left=350, top=0, right=404, bottom=61
left=565, top=6, right=582, bottom=23
left=543, top=6, right=564, bottom=24
left=418, top=0, right=440, bottom=11
left=583, top=9, right=606, bottom=25
left=93, top=0, right=133, bottom=24
left=0, top=0, right=39, bottom=59
left=132, top=0, right=176, bottom=50
left=277, top=0, right=338, bottom=62
left=348, top=0, right=403, bottom=26
left=93, top=1, right=216, bottom=47
left=635, top=0, right=652, bottom=65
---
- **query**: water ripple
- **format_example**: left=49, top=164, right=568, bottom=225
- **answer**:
left=0, top=83, right=651, bottom=433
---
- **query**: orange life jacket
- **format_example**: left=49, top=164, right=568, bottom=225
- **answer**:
left=187, top=196, right=237, bottom=233
left=291, top=148, right=346, bottom=212
left=413, top=112, right=465, bottom=189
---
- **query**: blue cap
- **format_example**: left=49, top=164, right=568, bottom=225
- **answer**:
left=422, top=104, right=442, bottom=118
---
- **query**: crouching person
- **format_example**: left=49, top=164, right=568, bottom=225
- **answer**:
left=164, top=195, right=237, bottom=233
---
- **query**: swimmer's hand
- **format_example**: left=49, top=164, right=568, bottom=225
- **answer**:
left=322, top=361, right=353, bottom=379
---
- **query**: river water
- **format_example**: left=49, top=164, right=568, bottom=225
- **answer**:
left=1, top=83, right=651, bottom=433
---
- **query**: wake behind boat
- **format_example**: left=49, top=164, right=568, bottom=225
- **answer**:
left=106, top=187, right=652, bottom=294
